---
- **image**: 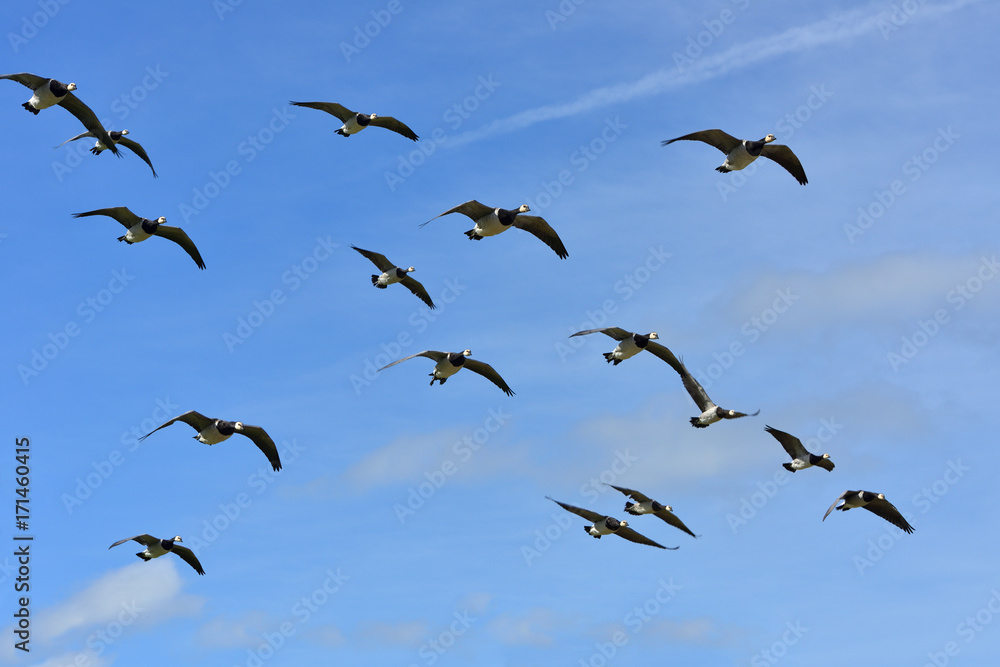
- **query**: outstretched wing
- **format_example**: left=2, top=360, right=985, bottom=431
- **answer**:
left=370, top=115, right=419, bottom=141
left=108, top=534, right=157, bottom=549
left=765, top=426, right=808, bottom=460
left=171, top=544, right=206, bottom=575
left=351, top=245, right=395, bottom=272
left=673, top=357, right=715, bottom=412
left=546, top=496, right=604, bottom=524
left=155, top=225, right=207, bottom=270
left=655, top=509, right=698, bottom=539
left=139, top=410, right=213, bottom=442
left=644, top=341, right=682, bottom=368
left=378, top=350, right=447, bottom=372
left=463, top=358, right=515, bottom=396
left=420, top=200, right=493, bottom=227
left=119, top=137, right=157, bottom=177
left=0, top=72, right=47, bottom=90
left=238, top=425, right=282, bottom=472
left=761, top=144, right=807, bottom=185
left=513, top=215, right=568, bottom=259
left=58, top=92, right=121, bottom=156
left=73, top=206, right=140, bottom=230
left=605, top=483, right=652, bottom=504
left=54, top=130, right=94, bottom=148
left=570, top=327, right=631, bottom=342
left=661, top=129, right=740, bottom=154
left=290, top=101, right=354, bottom=122
left=615, top=526, right=676, bottom=550
left=864, top=497, right=915, bottom=534
left=399, top=276, right=436, bottom=309
left=822, top=491, right=850, bottom=522
left=721, top=408, right=760, bottom=420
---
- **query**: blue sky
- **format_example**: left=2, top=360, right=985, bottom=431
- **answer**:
left=2, top=0, right=998, bottom=664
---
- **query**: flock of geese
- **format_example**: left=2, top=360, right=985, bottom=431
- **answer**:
left=6, top=67, right=914, bottom=575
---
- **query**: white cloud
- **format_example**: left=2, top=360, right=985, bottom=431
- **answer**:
left=487, top=608, right=558, bottom=647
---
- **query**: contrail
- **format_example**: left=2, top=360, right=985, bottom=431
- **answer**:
left=447, top=0, right=979, bottom=148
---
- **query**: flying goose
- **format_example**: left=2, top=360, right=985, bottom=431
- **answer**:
left=72, top=207, right=205, bottom=269
left=604, top=484, right=698, bottom=538
left=765, top=425, right=834, bottom=472
left=421, top=200, right=568, bottom=259
left=546, top=497, right=677, bottom=549
left=823, top=490, right=914, bottom=534
left=57, top=129, right=157, bottom=176
left=662, top=130, right=807, bottom=185
left=138, top=410, right=282, bottom=471
left=1, top=73, right=120, bottom=156
left=109, top=534, right=205, bottom=575
left=666, top=353, right=759, bottom=428
left=569, top=328, right=680, bottom=366
left=290, top=101, right=418, bottom=141
left=378, top=349, right=514, bottom=396
left=351, top=245, right=435, bottom=309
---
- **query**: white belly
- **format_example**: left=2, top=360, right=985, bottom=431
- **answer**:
left=432, top=359, right=462, bottom=380
left=723, top=145, right=758, bottom=171
left=196, top=425, right=232, bottom=445
left=696, top=408, right=721, bottom=426
left=612, top=338, right=642, bottom=361
left=473, top=213, right=509, bottom=237
left=124, top=222, right=153, bottom=243
left=381, top=271, right=403, bottom=286
left=29, top=84, right=60, bottom=110
left=340, top=117, right=366, bottom=135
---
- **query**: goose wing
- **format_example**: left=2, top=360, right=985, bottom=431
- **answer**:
left=644, top=340, right=682, bottom=368
left=546, top=497, right=604, bottom=524
left=864, top=496, right=914, bottom=534
left=58, top=92, right=121, bottom=156
left=139, top=410, right=214, bottom=442
left=420, top=200, right=494, bottom=227
left=673, top=358, right=715, bottom=412
left=463, top=358, right=515, bottom=396
left=570, top=327, right=632, bottom=341
left=72, top=206, right=140, bottom=230
left=1, top=72, right=47, bottom=89
left=661, top=129, right=741, bottom=154
left=171, top=544, right=206, bottom=575
left=109, top=534, right=158, bottom=549
left=721, top=408, right=760, bottom=420
left=615, top=526, right=676, bottom=549
left=369, top=115, right=419, bottom=141
left=237, top=425, right=282, bottom=472
left=351, top=245, right=395, bottom=272
left=605, top=483, right=652, bottom=504
left=512, top=215, right=569, bottom=259
left=290, top=101, right=355, bottom=122
left=761, top=144, right=807, bottom=185
left=822, top=490, right=851, bottom=521
left=378, top=350, right=447, bottom=372
left=765, top=425, right=808, bottom=460
left=814, top=457, right=835, bottom=472
left=399, top=275, right=436, bottom=309
left=54, top=130, right=95, bottom=148
left=118, top=137, right=157, bottom=177
left=654, top=509, right=698, bottom=539
left=154, top=225, right=207, bottom=269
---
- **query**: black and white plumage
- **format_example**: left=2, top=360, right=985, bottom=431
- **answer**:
left=56, top=129, right=157, bottom=176
left=351, top=245, right=435, bottom=309
left=823, top=490, right=914, bottom=534
left=109, top=534, right=205, bottom=575
left=765, top=425, right=834, bottom=472
left=570, top=328, right=680, bottom=366
left=604, top=484, right=698, bottom=538
left=546, top=497, right=677, bottom=550
left=290, top=101, right=418, bottom=141
left=421, top=200, right=568, bottom=259
left=1, top=73, right=120, bottom=156
left=662, top=130, right=807, bottom=185
left=667, top=354, right=759, bottom=428
left=72, top=207, right=205, bottom=270
left=378, top=349, right=514, bottom=396
left=138, top=410, right=282, bottom=471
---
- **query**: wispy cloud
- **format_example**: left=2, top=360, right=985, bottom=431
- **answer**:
left=448, top=0, right=980, bottom=147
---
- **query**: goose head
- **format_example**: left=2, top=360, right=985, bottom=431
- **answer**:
left=232, top=422, right=246, bottom=433
left=66, top=82, right=78, bottom=92
left=647, top=332, right=659, bottom=340
left=368, top=113, right=378, bottom=121
left=406, top=267, right=416, bottom=273
left=120, top=129, right=130, bottom=136
left=171, top=536, right=183, bottom=543
left=461, top=349, right=472, bottom=357
left=154, top=216, right=167, bottom=224
left=763, top=134, right=776, bottom=143
left=517, top=204, right=530, bottom=214
left=821, top=453, right=831, bottom=460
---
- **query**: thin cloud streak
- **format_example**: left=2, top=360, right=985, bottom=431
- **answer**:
left=448, top=0, right=980, bottom=147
